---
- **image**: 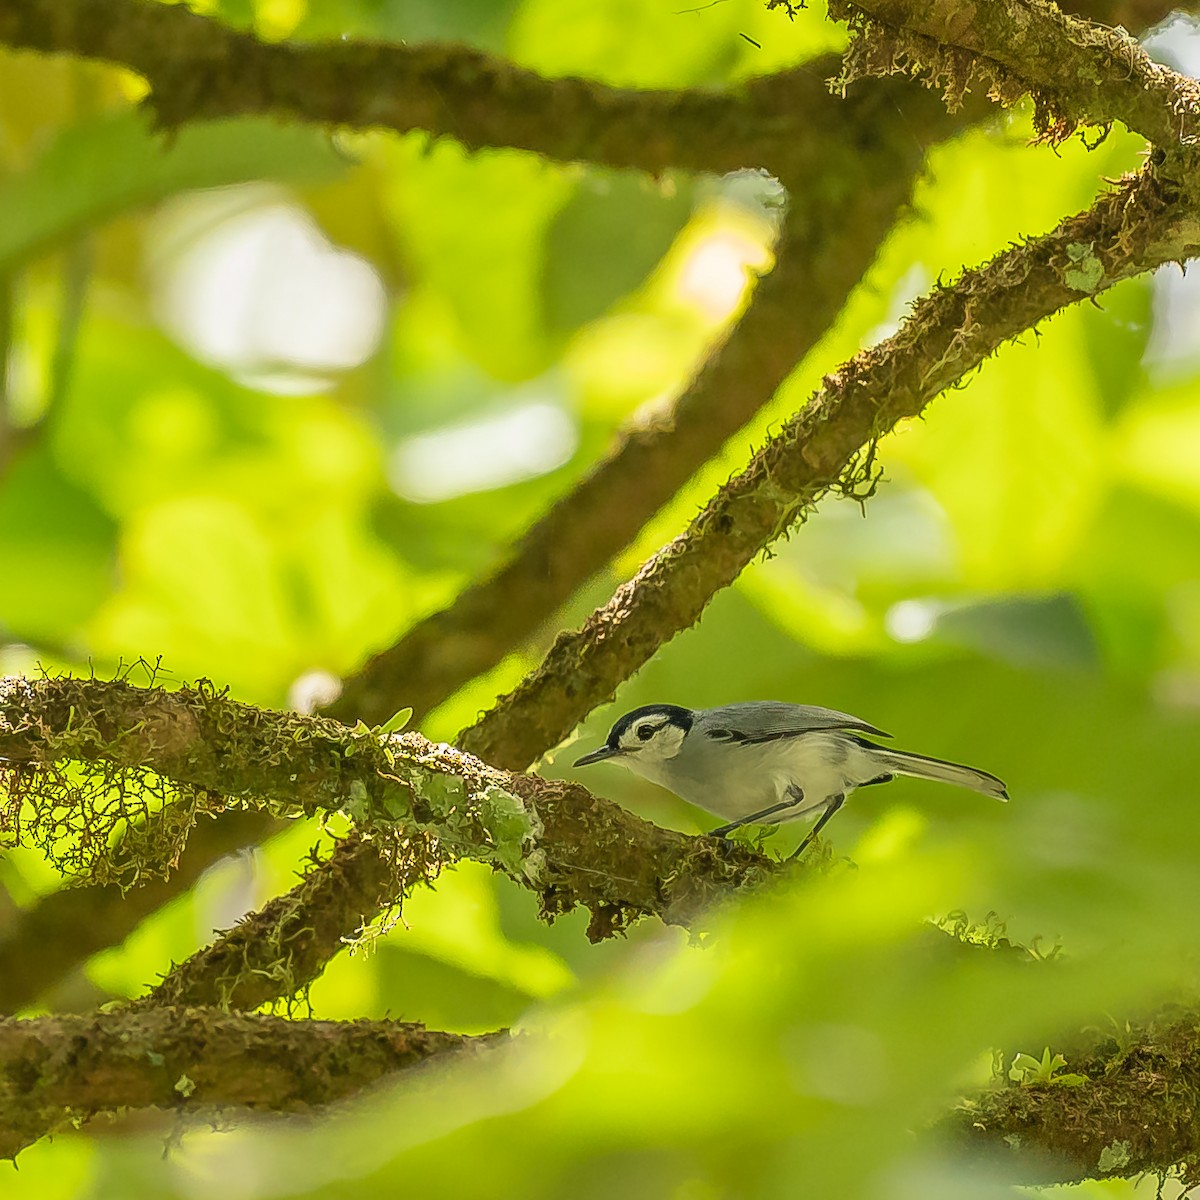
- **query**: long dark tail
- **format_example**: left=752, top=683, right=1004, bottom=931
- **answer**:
left=870, top=747, right=1008, bottom=801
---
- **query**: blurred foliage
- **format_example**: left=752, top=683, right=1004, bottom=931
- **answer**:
left=1, top=0, right=1199, bottom=1198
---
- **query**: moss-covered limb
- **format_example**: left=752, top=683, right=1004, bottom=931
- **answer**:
left=140, top=832, right=427, bottom=1010
left=146, top=770, right=770, bottom=1010
left=326, top=80, right=965, bottom=731
left=0, top=673, right=566, bottom=881
left=831, top=0, right=1200, bottom=151
left=0, top=675, right=769, bottom=947
left=942, top=1009, right=1200, bottom=1184
left=0, top=674, right=426, bottom=883
left=459, top=168, right=1200, bottom=769
left=0, top=0, right=822, bottom=178
left=146, top=765, right=772, bottom=1009
left=0, top=807, right=280, bottom=1015
left=0, top=1006, right=486, bottom=1159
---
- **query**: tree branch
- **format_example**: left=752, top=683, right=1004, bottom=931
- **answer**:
left=0, top=0, right=845, bottom=178
left=138, top=833, right=421, bottom=1011
left=0, top=1007, right=487, bottom=1159
left=943, top=1008, right=1200, bottom=1184
left=0, top=676, right=769, bottom=950
left=0, top=808, right=280, bottom=1014
left=832, top=0, right=1200, bottom=150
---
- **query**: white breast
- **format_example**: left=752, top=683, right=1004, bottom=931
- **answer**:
left=634, top=730, right=882, bottom=823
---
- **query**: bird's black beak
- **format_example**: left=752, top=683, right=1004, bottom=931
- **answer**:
left=573, top=745, right=618, bottom=767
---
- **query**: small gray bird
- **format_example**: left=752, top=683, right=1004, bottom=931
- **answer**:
left=573, top=701, right=1007, bottom=858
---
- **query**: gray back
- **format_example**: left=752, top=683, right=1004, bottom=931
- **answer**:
left=692, top=701, right=890, bottom=743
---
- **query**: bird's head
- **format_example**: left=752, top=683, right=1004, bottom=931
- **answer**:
left=573, top=704, right=694, bottom=770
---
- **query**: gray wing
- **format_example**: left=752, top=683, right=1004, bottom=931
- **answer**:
left=696, top=701, right=891, bottom=744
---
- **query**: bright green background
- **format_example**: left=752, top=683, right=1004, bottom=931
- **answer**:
left=1, top=0, right=1198, bottom=1197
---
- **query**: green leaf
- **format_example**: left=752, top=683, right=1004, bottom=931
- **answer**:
left=0, top=445, right=117, bottom=642
left=1080, top=274, right=1152, bottom=419
left=541, top=171, right=694, bottom=335
left=931, top=593, right=1098, bottom=669
left=0, top=110, right=347, bottom=272
left=344, top=778, right=372, bottom=824
left=1008, top=1047, right=1083, bottom=1086
left=375, top=706, right=414, bottom=736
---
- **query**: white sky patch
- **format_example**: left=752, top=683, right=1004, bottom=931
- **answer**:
left=389, top=401, right=578, bottom=504
left=1142, top=12, right=1200, bottom=78
left=149, top=185, right=388, bottom=394
left=1146, top=261, right=1200, bottom=377
left=885, top=598, right=943, bottom=644
left=674, top=228, right=772, bottom=322
left=864, top=264, right=932, bottom=347
left=1141, top=17, right=1200, bottom=373
left=288, top=668, right=343, bottom=714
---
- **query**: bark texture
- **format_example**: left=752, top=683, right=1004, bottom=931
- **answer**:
left=941, top=1009, right=1200, bottom=1184
left=0, top=1007, right=486, bottom=1158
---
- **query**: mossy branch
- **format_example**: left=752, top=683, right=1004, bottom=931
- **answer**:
left=943, top=1007, right=1200, bottom=1185
left=831, top=0, right=1200, bottom=151
left=0, top=1007, right=488, bottom=1159
left=0, top=0, right=862, bottom=179
left=0, top=675, right=771, bottom=945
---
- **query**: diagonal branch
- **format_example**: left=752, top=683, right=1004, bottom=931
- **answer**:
left=459, top=166, right=1200, bottom=769
left=326, top=73, right=967, bottom=728
left=0, top=1007, right=488, bottom=1158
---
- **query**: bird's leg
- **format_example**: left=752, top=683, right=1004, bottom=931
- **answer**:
left=788, top=793, right=845, bottom=861
left=709, top=789, right=806, bottom=838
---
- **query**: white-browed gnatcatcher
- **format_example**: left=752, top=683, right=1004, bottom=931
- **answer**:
left=574, top=701, right=1007, bottom=858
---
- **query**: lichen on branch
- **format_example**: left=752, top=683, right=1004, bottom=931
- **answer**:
left=0, top=675, right=770, bottom=951
left=829, top=0, right=1200, bottom=151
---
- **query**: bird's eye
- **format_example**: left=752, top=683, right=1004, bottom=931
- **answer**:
left=636, top=724, right=655, bottom=742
